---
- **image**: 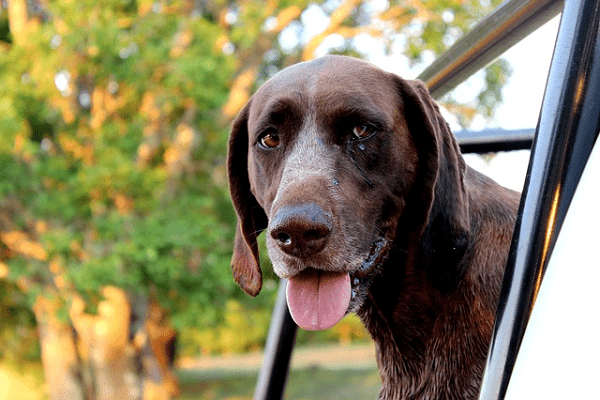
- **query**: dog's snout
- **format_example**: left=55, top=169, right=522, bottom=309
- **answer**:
left=269, top=204, right=332, bottom=258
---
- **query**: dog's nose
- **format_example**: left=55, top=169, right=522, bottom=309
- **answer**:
left=269, top=204, right=332, bottom=258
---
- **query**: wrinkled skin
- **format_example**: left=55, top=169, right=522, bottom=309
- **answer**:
left=227, top=55, right=520, bottom=399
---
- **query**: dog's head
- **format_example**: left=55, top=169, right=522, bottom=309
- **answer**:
left=227, top=55, right=469, bottom=330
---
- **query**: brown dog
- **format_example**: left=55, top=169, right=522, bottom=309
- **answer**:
left=227, top=55, right=520, bottom=399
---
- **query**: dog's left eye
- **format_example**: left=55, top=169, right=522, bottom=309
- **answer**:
left=258, top=131, right=281, bottom=149
left=353, top=124, right=377, bottom=140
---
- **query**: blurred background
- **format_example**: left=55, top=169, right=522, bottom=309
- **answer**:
left=0, top=0, right=558, bottom=399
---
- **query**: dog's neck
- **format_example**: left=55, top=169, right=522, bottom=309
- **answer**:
left=357, top=241, right=492, bottom=400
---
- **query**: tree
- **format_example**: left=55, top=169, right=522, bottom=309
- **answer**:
left=0, top=0, right=507, bottom=399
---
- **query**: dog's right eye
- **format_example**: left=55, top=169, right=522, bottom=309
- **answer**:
left=258, top=131, right=281, bottom=149
left=352, top=124, right=378, bottom=140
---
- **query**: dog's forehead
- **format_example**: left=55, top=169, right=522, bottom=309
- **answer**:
left=262, top=55, right=381, bottom=88
left=248, top=56, right=396, bottom=126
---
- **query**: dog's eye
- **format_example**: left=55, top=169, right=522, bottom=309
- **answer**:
left=258, top=131, right=281, bottom=149
left=353, top=124, right=377, bottom=140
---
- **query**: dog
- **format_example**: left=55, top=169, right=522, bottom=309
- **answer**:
left=227, top=55, right=520, bottom=399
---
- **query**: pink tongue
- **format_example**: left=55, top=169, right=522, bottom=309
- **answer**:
left=286, top=269, right=351, bottom=331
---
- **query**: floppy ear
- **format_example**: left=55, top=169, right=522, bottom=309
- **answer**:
left=397, top=79, right=471, bottom=286
left=227, top=101, right=268, bottom=297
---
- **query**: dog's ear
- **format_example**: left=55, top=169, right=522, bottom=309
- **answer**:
left=227, top=101, right=268, bottom=297
left=397, top=79, right=471, bottom=285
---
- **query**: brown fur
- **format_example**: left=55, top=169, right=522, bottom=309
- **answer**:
left=227, top=55, right=520, bottom=399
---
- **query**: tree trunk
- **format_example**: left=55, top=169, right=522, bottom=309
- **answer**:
left=34, top=297, right=85, bottom=400
left=35, top=287, right=179, bottom=400
left=7, top=0, right=40, bottom=46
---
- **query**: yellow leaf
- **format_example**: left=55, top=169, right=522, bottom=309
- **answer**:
left=7, top=0, right=29, bottom=46
left=222, top=89, right=249, bottom=118
left=176, top=29, right=193, bottom=48
left=169, top=46, right=184, bottom=58
left=49, top=256, right=64, bottom=274
left=0, top=231, right=47, bottom=261
left=13, top=133, right=25, bottom=154
left=90, top=87, right=106, bottom=130
left=138, top=0, right=153, bottom=15
left=117, top=17, right=132, bottom=29
left=214, top=35, right=230, bottom=52
left=140, top=92, right=160, bottom=121
left=270, top=5, right=302, bottom=33
left=302, top=0, right=363, bottom=61
left=53, top=275, right=67, bottom=290
left=176, top=123, right=194, bottom=148
left=329, top=0, right=363, bottom=26
left=35, top=220, right=47, bottom=234
left=114, top=193, right=134, bottom=215
left=17, top=277, right=30, bottom=292
left=54, top=18, right=69, bottom=35
left=163, top=147, right=179, bottom=165
left=236, top=68, right=257, bottom=89
left=87, top=45, right=99, bottom=57
left=223, top=67, right=257, bottom=118
left=137, top=143, right=153, bottom=163
left=0, top=262, right=9, bottom=279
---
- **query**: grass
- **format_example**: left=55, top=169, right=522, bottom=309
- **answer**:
left=1, top=345, right=381, bottom=400
left=178, top=366, right=382, bottom=400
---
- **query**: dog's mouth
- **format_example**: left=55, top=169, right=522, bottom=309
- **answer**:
left=285, top=236, right=391, bottom=331
left=348, top=237, right=390, bottom=313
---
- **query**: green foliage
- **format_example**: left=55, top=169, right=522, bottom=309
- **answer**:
left=0, top=0, right=247, bottom=357
left=478, top=58, right=512, bottom=118
left=0, top=280, right=39, bottom=362
left=179, top=299, right=273, bottom=356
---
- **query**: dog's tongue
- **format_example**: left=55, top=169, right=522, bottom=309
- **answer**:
left=286, top=269, right=351, bottom=331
